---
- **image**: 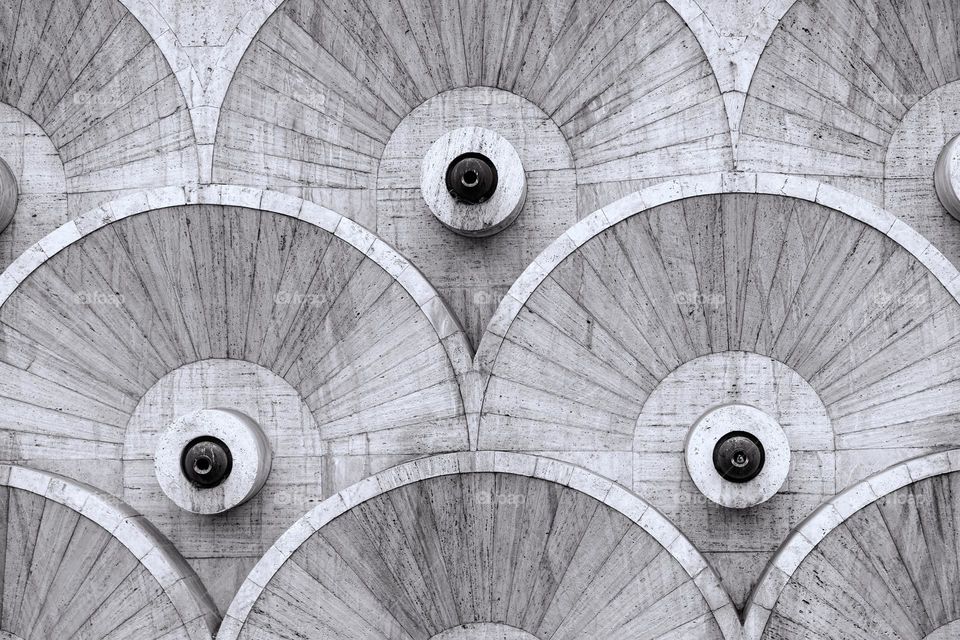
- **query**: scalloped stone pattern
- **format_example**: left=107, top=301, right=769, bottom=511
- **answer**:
left=3, top=0, right=960, bottom=635
left=218, top=452, right=731, bottom=640
left=0, top=197, right=471, bottom=615
left=765, top=468, right=960, bottom=639
left=0, top=465, right=219, bottom=639
left=212, top=0, right=733, bottom=343
left=478, top=190, right=960, bottom=611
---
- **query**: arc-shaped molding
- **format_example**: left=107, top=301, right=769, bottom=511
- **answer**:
left=218, top=452, right=739, bottom=640
left=0, top=184, right=471, bottom=384
left=114, top=0, right=809, bottom=183
left=739, top=0, right=960, bottom=199
left=0, top=186, right=477, bottom=609
left=117, top=0, right=285, bottom=165
left=664, top=0, right=800, bottom=136
left=124, top=0, right=733, bottom=122
left=0, top=0, right=199, bottom=209
left=475, top=171, right=960, bottom=611
left=111, top=0, right=810, bottom=170
left=475, top=173, right=960, bottom=460
left=743, top=448, right=960, bottom=639
left=476, top=171, right=960, bottom=371
left=209, top=0, right=736, bottom=355
left=213, top=0, right=733, bottom=217
left=0, top=463, right=219, bottom=639
left=119, top=0, right=786, bottom=158
left=0, top=184, right=475, bottom=488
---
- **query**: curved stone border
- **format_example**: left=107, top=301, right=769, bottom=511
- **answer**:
left=119, top=0, right=284, bottom=178
left=0, top=184, right=476, bottom=442
left=0, top=464, right=220, bottom=639
left=121, top=0, right=790, bottom=168
left=116, top=0, right=805, bottom=184
left=742, top=448, right=960, bottom=640
left=476, top=171, right=960, bottom=375
left=668, top=0, right=799, bottom=137
left=217, top=451, right=740, bottom=640
left=926, top=619, right=960, bottom=640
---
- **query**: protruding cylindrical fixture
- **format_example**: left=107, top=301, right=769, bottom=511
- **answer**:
left=712, top=431, right=765, bottom=483
left=936, top=133, right=960, bottom=221
left=421, top=126, right=526, bottom=237
left=181, top=435, right=233, bottom=488
left=155, top=408, right=272, bottom=514
left=685, top=403, right=791, bottom=509
left=0, top=157, right=18, bottom=233
left=446, top=153, right=498, bottom=204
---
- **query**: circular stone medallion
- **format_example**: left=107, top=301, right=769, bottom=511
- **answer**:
left=420, top=126, right=526, bottom=237
left=155, top=408, right=272, bottom=514
left=684, top=404, right=791, bottom=509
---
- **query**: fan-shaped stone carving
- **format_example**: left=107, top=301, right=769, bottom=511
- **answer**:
left=477, top=178, right=960, bottom=607
left=0, top=464, right=218, bottom=640
left=752, top=451, right=960, bottom=640
left=740, top=0, right=960, bottom=266
left=213, top=0, right=733, bottom=343
left=0, top=188, right=471, bottom=612
left=0, top=0, right=198, bottom=217
left=0, top=0, right=959, bottom=637
left=219, top=453, right=735, bottom=640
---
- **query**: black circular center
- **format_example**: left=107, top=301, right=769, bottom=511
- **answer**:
left=181, top=436, right=233, bottom=488
left=713, top=431, right=765, bottom=483
left=445, top=153, right=498, bottom=204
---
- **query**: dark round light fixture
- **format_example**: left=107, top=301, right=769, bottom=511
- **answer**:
left=445, top=152, right=498, bottom=204
left=712, top=431, right=765, bottom=483
left=181, top=435, right=233, bottom=488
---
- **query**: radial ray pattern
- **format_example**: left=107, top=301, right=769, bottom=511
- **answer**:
left=0, top=465, right=217, bottom=640
left=234, top=470, right=725, bottom=640
left=481, top=193, right=960, bottom=459
left=765, top=469, right=960, bottom=639
left=740, top=0, right=960, bottom=200
left=0, top=203, right=467, bottom=492
left=0, top=0, right=198, bottom=208
left=214, top=0, right=732, bottom=218
left=478, top=191, right=960, bottom=606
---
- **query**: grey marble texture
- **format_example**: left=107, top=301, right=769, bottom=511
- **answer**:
left=0, top=1, right=959, bottom=639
